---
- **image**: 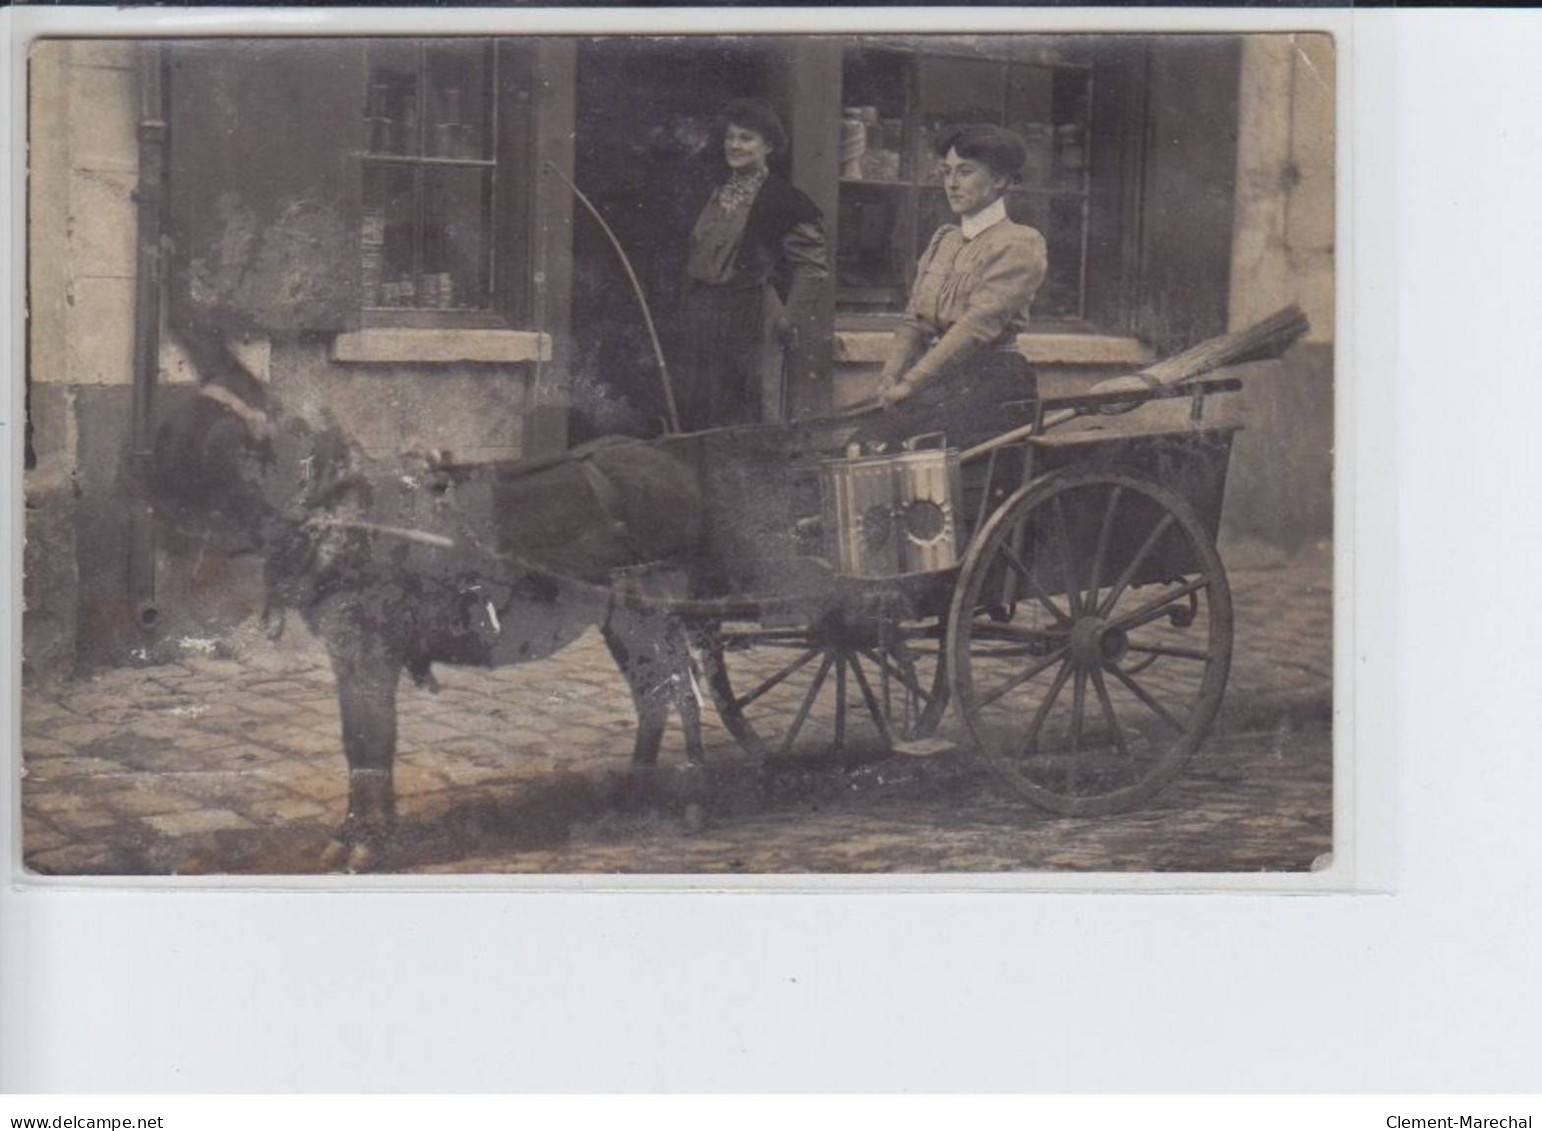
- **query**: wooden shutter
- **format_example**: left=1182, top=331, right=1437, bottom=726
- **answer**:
left=166, top=39, right=365, bottom=334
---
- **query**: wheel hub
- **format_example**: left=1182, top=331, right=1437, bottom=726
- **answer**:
left=1069, top=616, right=1129, bottom=667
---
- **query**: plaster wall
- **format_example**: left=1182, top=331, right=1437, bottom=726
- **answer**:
left=268, top=344, right=537, bottom=466
left=1223, top=33, right=1336, bottom=548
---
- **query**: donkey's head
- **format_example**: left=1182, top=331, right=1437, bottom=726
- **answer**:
left=149, top=380, right=280, bottom=558
left=145, top=329, right=369, bottom=569
left=143, top=321, right=316, bottom=559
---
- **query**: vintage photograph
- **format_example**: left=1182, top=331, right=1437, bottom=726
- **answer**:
left=19, top=32, right=1334, bottom=875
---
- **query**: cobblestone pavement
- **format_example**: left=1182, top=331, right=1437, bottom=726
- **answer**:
left=18, top=540, right=1332, bottom=876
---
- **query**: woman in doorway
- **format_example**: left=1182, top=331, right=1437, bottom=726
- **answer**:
left=865, top=123, right=1048, bottom=451
left=674, top=99, right=828, bottom=430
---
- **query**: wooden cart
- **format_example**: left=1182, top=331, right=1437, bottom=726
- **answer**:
left=609, top=375, right=1243, bottom=818
left=419, top=308, right=1305, bottom=819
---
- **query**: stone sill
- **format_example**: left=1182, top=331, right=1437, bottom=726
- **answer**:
left=834, top=329, right=1153, bottom=368
left=331, top=329, right=551, bottom=365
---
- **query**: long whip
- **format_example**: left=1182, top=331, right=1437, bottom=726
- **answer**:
left=543, top=161, right=682, bottom=434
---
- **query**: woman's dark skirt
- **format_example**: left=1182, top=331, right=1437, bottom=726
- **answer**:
left=857, top=348, right=1038, bottom=452
left=675, top=280, right=775, bottom=432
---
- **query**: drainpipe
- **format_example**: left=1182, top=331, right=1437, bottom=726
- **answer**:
left=127, top=42, right=166, bottom=633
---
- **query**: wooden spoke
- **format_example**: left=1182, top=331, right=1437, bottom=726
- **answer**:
left=861, top=648, right=934, bottom=707
left=1068, top=666, right=1087, bottom=754
left=1124, top=642, right=1212, bottom=663
left=948, top=470, right=1234, bottom=816
left=1083, top=485, right=1123, bottom=614
left=1089, top=668, right=1130, bottom=758
left=977, top=645, right=1070, bottom=709
left=736, top=647, right=821, bottom=709
left=780, top=652, right=835, bottom=757
left=1107, top=663, right=1186, bottom=734
left=1020, top=659, right=1074, bottom=758
left=890, top=637, right=931, bottom=699
left=845, top=654, right=894, bottom=748
left=998, top=542, right=1071, bottom=626
left=878, top=642, right=892, bottom=723
left=1097, top=514, right=1175, bottom=618
left=833, top=654, right=847, bottom=753
left=1109, top=576, right=1210, bottom=633
left=1052, top=494, right=1083, bottom=618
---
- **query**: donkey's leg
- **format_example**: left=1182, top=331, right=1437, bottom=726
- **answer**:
left=604, top=619, right=668, bottom=808
left=669, top=623, right=712, bottom=833
left=322, top=636, right=402, bottom=869
left=675, top=672, right=711, bottom=833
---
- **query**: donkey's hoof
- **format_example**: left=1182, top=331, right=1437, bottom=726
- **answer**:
left=682, top=801, right=708, bottom=835
left=343, top=839, right=382, bottom=872
left=320, top=836, right=385, bottom=873
left=319, top=838, right=352, bottom=871
left=615, top=769, right=661, bottom=815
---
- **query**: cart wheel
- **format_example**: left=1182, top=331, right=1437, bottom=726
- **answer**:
left=947, top=471, right=1233, bottom=816
left=700, top=612, right=949, bottom=765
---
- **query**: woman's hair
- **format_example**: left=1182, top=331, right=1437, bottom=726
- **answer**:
left=720, top=98, right=789, bottom=157
left=934, top=123, right=1028, bottom=180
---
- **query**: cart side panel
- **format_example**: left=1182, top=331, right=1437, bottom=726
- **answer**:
left=1021, top=426, right=1236, bottom=596
left=652, top=426, right=828, bottom=601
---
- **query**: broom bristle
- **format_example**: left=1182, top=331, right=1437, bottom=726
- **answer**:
left=1141, top=305, right=1310, bottom=386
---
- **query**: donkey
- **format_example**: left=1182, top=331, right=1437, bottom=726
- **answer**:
left=146, top=337, right=712, bottom=869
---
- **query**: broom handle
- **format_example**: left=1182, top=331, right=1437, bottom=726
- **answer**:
left=961, top=307, right=1309, bottom=463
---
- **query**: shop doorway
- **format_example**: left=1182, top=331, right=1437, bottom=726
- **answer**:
left=569, top=39, right=769, bottom=440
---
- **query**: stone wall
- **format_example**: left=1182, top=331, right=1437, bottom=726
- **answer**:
left=25, top=42, right=143, bottom=677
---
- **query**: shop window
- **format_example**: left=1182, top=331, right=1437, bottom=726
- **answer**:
left=837, top=45, right=1095, bottom=324
left=360, top=40, right=499, bottom=319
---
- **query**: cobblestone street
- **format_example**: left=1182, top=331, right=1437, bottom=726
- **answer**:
left=19, top=540, right=1332, bottom=876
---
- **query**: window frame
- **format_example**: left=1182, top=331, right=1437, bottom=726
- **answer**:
left=832, top=37, right=1146, bottom=339
left=354, top=37, right=537, bottom=333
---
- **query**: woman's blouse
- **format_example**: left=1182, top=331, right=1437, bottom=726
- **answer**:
left=686, top=170, right=827, bottom=314
left=886, top=201, right=1048, bottom=388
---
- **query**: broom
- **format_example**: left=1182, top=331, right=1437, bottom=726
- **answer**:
left=1102, top=303, right=1310, bottom=396
left=960, top=304, right=1311, bottom=461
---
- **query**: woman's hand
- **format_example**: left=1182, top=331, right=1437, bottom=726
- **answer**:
left=878, top=378, right=914, bottom=408
left=774, top=313, right=799, bottom=351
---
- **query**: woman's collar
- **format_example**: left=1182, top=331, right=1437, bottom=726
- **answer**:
left=960, top=196, right=1009, bottom=241
left=725, top=165, right=770, bottom=187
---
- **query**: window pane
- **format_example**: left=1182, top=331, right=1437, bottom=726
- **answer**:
left=1005, top=65, right=1054, bottom=128
left=915, top=186, right=955, bottom=261
left=841, top=49, right=909, bottom=182
left=1008, top=191, right=1085, bottom=321
left=837, top=184, right=912, bottom=311
left=1006, top=67, right=1057, bottom=189
left=1051, top=68, right=1092, bottom=190
left=362, top=163, right=418, bottom=307
left=836, top=50, right=1099, bottom=323
left=424, top=41, right=493, bottom=161
left=364, top=41, right=421, bottom=157
left=423, top=166, right=492, bottom=309
left=916, top=56, right=1006, bottom=186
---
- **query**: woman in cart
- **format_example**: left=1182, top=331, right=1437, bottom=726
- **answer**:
left=674, top=99, right=829, bottom=430
left=865, top=123, right=1048, bottom=450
